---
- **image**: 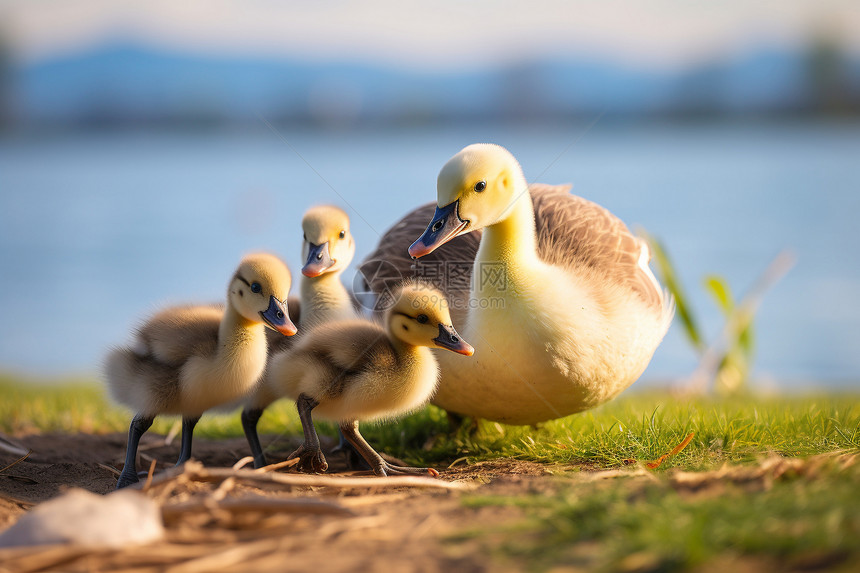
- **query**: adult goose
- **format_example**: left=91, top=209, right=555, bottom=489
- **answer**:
left=359, top=144, right=673, bottom=425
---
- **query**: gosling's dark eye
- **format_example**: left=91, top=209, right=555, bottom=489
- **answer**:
left=303, top=233, right=307, bottom=241
left=339, top=230, right=346, bottom=239
left=474, top=180, right=486, bottom=192
left=416, top=314, right=429, bottom=324
left=250, top=282, right=262, bottom=294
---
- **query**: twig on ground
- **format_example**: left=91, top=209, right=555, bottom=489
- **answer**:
left=232, top=456, right=253, bottom=470
left=211, top=477, right=236, bottom=502
left=315, top=515, right=389, bottom=539
left=161, top=496, right=354, bottom=519
left=96, top=463, right=121, bottom=477
left=0, top=545, right=91, bottom=573
left=143, top=459, right=157, bottom=491
left=338, top=492, right=411, bottom=507
left=164, top=538, right=283, bottom=573
left=0, top=451, right=32, bottom=474
left=647, top=432, right=695, bottom=469
left=134, top=461, right=473, bottom=492
left=255, top=458, right=300, bottom=473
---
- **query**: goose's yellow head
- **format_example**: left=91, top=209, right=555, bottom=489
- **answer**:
left=409, top=144, right=527, bottom=257
left=300, top=205, right=355, bottom=278
left=228, top=253, right=297, bottom=336
left=386, top=281, right=474, bottom=356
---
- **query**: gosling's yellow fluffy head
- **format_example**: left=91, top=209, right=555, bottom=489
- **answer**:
left=386, top=281, right=474, bottom=356
left=228, top=253, right=297, bottom=336
left=409, top=144, right=527, bottom=257
left=300, top=205, right=355, bottom=277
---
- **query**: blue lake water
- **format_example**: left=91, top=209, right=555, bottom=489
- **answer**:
left=1, top=121, right=859, bottom=389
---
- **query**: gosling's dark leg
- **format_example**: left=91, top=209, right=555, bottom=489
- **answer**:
left=175, top=416, right=200, bottom=466
left=288, top=394, right=327, bottom=473
left=116, top=414, right=154, bottom=489
left=338, top=420, right=439, bottom=477
left=241, top=407, right=268, bottom=469
left=332, top=428, right=372, bottom=471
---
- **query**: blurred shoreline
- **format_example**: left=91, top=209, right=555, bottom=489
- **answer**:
left=1, top=41, right=859, bottom=132
left=3, top=114, right=860, bottom=140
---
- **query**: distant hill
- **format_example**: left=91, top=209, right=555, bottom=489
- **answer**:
left=7, top=43, right=860, bottom=126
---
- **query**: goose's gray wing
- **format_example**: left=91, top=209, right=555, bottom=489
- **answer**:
left=532, top=187, right=663, bottom=309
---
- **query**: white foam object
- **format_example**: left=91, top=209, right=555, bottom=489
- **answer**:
left=0, top=488, right=165, bottom=548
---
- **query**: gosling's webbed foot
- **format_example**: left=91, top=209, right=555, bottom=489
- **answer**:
left=288, top=443, right=328, bottom=473
left=372, top=459, right=440, bottom=478
left=116, top=470, right=140, bottom=489
left=337, top=420, right=439, bottom=478
left=290, top=394, right=326, bottom=473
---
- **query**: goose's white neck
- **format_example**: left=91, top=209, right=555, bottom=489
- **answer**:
left=475, top=183, right=542, bottom=293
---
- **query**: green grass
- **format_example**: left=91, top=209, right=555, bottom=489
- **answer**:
left=374, top=392, right=859, bottom=470
left=456, top=457, right=860, bottom=571
left=2, top=374, right=858, bottom=570
left=0, top=373, right=303, bottom=439
left=1, top=374, right=858, bottom=471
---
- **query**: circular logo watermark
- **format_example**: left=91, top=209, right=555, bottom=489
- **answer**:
left=351, top=258, right=404, bottom=312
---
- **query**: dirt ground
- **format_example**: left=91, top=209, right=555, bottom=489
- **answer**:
left=1, top=432, right=855, bottom=572
left=0, top=431, right=569, bottom=572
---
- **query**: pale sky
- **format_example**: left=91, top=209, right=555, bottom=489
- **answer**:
left=2, top=0, right=859, bottom=69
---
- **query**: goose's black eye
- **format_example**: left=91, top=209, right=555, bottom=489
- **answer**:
left=416, top=314, right=429, bottom=324
left=250, top=282, right=262, bottom=294
left=339, top=230, right=346, bottom=239
left=474, top=180, right=486, bottom=192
